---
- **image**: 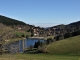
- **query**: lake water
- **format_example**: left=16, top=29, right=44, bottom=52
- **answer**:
left=5, top=38, right=45, bottom=53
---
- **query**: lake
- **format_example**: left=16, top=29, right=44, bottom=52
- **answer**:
left=5, top=38, right=45, bottom=53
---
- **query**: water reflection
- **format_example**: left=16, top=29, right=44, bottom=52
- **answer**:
left=5, top=38, right=44, bottom=53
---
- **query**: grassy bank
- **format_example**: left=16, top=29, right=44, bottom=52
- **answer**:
left=0, top=54, right=80, bottom=60
left=47, top=35, right=80, bottom=54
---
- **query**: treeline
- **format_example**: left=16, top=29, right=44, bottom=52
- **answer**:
left=46, top=21, right=80, bottom=36
left=0, top=15, right=26, bottom=26
left=46, top=30, right=80, bottom=44
left=55, top=30, right=80, bottom=40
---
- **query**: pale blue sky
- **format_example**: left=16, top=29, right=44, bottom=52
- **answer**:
left=0, top=0, right=80, bottom=27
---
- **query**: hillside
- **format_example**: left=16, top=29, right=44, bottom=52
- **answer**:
left=47, top=35, right=80, bottom=54
left=69, top=21, right=80, bottom=26
left=0, top=23, right=31, bottom=42
left=0, top=23, right=14, bottom=39
left=46, top=21, right=80, bottom=36
left=0, top=15, right=80, bottom=39
left=0, top=15, right=32, bottom=42
left=0, top=15, right=36, bottom=30
left=0, top=15, right=48, bottom=38
left=0, top=23, right=14, bottom=36
left=0, top=15, right=26, bottom=26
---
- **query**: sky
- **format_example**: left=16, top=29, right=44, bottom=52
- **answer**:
left=0, top=0, right=80, bottom=27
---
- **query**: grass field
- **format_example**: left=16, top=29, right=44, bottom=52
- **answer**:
left=47, top=35, right=80, bottom=54
left=15, top=31, right=31, bottom=37
left=0, top=54, right=80, bottom=60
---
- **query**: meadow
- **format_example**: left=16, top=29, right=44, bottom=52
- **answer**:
left=47, top=35, right=80, bottom=54
left=0, top=54, right=80, bottom=60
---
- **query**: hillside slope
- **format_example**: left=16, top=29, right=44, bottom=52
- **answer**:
left=0, top=15, right=33, bottom=31
left=46, top=21, right=80, bottom=36
left=0, top=23, right=31, bottom=43
left=0, top=15, right=47, bottom=37
left=0, top=15, right=26, bottom=26
left=47, top=35, right=80, bottom=54
left=0, top=15, right=33, bottom=41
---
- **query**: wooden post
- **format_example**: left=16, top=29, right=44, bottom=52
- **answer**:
left=19, top=40, right=20, bottom=52
left=22, top=39, right=25, bottom=52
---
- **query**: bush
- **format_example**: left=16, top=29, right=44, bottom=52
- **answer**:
left=37, top=45, right=47, bottom=53
left=46, top=38, right=53, bottom=44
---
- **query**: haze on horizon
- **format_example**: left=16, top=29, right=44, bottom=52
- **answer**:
left=0, top=0, right=80, bottom=27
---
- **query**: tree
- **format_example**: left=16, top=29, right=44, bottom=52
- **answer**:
left=64, top=33, right=70, bottom=39
left=31, top=33, right=34, bottom=37
left=26, top=35, right=29, bottom=38
left=22, top=34, right=25, bottom=37
left=34, top=40, right=43, bottom=48
left=46, top=38, right=53, bottom=44
left=34, top=42, right=38, bottom=48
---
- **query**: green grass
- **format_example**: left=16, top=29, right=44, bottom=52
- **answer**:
left=0, top=54, right=80, bottom=60
left=45, top=36, right=54, bottom=40
left=15, top=31, right=31, bottom=37
left=47, top=35, right=80, bottom=54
